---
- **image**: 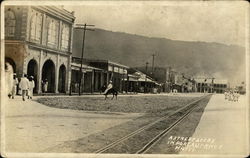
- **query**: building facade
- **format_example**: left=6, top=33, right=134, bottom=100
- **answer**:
left=126, top=68, right=157, bottom=93
left=71, top=58, right=129, bottom=93
left=71, top=57, right=105, bottom=93
left=4, top=6, right=75, bottom=93
left=88, top=59, right=129, bottom=92
left=195, top=78, right=228, bottom=93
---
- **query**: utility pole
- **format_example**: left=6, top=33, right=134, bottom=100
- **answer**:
left=75, top=23, right=95, bottom=96
left=211, top=77, right=215, bottom=93
left=145, top=62, right=149, bottom=93
left=152, top=54, right=155, bottom=74
left=146, top=62, right=149, bottom=75
left=151, top=53, right=156, bottom=89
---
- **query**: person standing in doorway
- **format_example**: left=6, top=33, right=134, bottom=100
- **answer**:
left=28, top=76, right=35, bottom=99
left=11, top=73, right=19, bottom=99
left=43, top=79, right=48, bottom=93
left=19, top=74, right=29, bottom=101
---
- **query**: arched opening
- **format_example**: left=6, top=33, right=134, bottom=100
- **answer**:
left=27, top=59, right=38, bottom=93
left=5, top=57, right=16, bottom=73
left=42, top=59, right=55, bottom=93
left=58, top=64, right=66, bottom=93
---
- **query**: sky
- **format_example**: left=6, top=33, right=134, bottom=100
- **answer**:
left=64, top=1, right=248, bottom=47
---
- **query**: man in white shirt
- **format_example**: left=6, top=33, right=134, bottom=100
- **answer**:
left=19, top=74, right=29, bottom=101
left=104, top=80, right=113, bottom=94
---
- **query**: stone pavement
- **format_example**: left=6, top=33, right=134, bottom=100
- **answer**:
left=181, top=94, right=249, bottom=156
left=3, top=96, right=142, bottom=153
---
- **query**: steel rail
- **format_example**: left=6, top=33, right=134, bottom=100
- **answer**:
left=95, top=94, right=210, bottom=153
left=136, top=96, right=206, bottom=154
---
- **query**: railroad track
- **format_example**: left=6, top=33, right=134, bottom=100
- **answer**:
left=95, top=94, right=211, bottom=154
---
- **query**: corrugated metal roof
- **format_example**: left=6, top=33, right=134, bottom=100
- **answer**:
left=71, top=63, right=103, bottom=71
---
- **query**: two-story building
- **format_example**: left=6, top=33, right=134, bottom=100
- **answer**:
left=195, top=78, right=228, bottom=93
left=4, top=6, right=75, bottom=93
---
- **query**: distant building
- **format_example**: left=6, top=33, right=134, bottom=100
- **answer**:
left=88, top=59, right=129, bottom=92
left=71, top=58, right=104, bottom=93
left=135, top=66, right=196, bottom=93
left=195, top=78, right=228, bottom=93
left=126, top=69, right=157, bottom=93
left=213, top=79, right=228, bottom=93
left=4, top=6, right=75, bottom=93
left=135, top=66, right=170, bottom=92
left=71, top=57, right=129, bottom=93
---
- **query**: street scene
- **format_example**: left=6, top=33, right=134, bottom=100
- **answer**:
left=1, top=1, right=249, bottom=158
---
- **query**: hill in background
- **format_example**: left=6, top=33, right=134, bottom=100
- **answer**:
left=72, top=28, right=245, bottom=86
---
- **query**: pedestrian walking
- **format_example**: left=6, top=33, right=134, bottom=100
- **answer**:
left=19, top=74, right=29, bottom=101
left=28, top=76, right=35, bottom=99
left=11, top=73, right=19, bottom=99
left=5, top=62, right=13, bottom=98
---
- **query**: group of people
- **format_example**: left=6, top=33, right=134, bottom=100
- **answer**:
left=9, top=74, right=35, bottom=101
left=5, top=62, right=35, bottom=101
left=224, top=90, right=240, bottom=102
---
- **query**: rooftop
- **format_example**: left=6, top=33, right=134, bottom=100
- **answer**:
left=194, top=78, right=228, bottom=84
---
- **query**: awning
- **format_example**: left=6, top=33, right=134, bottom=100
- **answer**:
left=71, top=63, right=103, bottom=71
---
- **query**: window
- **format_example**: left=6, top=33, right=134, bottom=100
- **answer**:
left=5, top=10, right=16, bottom=37
left=47, top=18, right=59, bottom=47
left=61, top=23, right=70, bottom=50
left=30, top=13, right=42, bottom=42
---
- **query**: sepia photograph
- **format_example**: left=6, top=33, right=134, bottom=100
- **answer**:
left=1, top=0, right=249, bottom=158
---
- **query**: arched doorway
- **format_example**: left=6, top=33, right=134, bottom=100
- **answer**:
left=42, top=59, right=55, bottom=93
left=27, top=59, right=38, bottom=93
left=58, top=64, right=66, bottom=93
left=5, top=57, right=16, bottom=73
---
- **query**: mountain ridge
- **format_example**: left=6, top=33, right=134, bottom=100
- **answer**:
left=72, top=28, right=245, bottom=86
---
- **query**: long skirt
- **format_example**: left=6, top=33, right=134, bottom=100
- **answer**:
left=28, top=89, right=34, bottom=97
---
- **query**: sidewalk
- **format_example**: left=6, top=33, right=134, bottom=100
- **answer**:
left=181, top=94, right=248, bottom=156
left=3, top=96, right=142, bottom=153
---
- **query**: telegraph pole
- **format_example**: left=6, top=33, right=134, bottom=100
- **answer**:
left=75, top=23, right=95, bottom=96
left=211, top=77, right=215, bottom=93
left=152, top=54, right=155, bottom=74
left=146, top=62, right=149, bottom=75
left=145, top=62, right=149, bottom=93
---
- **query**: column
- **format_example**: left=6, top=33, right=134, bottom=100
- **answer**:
left=81, top=72, right=85, bottom=92
left=91, top=70, right=95, bottom=93
left=66, top=55, right=72, bottom=94
left=120, top=74, right=122, bottom=92
left=107, top=72, right=110, bottom=85
left=100, top=71, right=104, bottom=87
left=94, top=71, right=99, bottom=91
left=127, top=74, right=129, bottom=92
left=37, top=50, right=43, bottom=94
left=122, top=72, right=124, bottom=92
left=55, top=54, right=59, bottom=93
